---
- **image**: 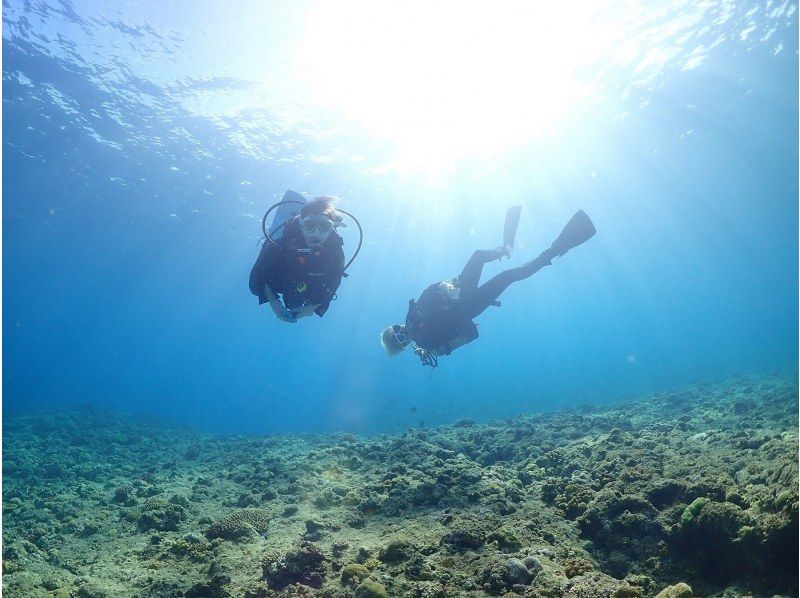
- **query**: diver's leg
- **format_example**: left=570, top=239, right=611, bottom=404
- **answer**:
left=458, top=249, right=506, bottom=291
left=462, top=249, right=554, bottom=318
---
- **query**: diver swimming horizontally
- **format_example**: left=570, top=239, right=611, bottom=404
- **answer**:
left=381, top=207, right=596, bottom=367
left=249, top=191, right=362, bottom=323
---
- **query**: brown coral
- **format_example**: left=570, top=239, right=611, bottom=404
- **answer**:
left=206, top=508, right=271, bottom=541
left=564, top=558, right=594, bottom=578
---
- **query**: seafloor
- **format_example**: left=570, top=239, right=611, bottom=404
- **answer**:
left=2, top=373, right=798, bottom=598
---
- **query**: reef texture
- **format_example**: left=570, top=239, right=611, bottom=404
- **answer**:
left=3, top=372, right=797, bottom=597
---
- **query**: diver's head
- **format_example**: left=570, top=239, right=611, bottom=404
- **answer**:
left=381, top=324, right=408, bottom=355
left=299, top=195, right=342, bottom=246
left=300, top=213, right=335, bottom=246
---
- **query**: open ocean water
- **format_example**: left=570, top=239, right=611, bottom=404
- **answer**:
left=2, top=2, right=798, bottom=597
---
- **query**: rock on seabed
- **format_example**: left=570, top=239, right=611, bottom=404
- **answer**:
left=2, top=372, right=797, bottom=597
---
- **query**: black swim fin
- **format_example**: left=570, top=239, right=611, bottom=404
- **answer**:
left=502, top=205, right=522, bottom=257
left=550, top=210, right=596, bottom=257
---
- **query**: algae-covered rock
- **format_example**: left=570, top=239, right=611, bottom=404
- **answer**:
left=137, top=498, right=186, bottom=531
left=529, top=568, right=566, bottom=597
left=331, top=539, right=349, bottom=558
left=577, top=489, right=662, bottom=575
left=481, top=562, right=511, bottom=595
left=567, top=575, right=635, bottom=597
left=611, top=585, right=644, bottom=598
left=487, top=526, right=523, bottom=551
left=505, top=557, right=532, bottom=585
left=168, top=534, right=212, bottom=561
left=314, top=486, right=343, bottom=508
left=405, top=581, right=446, bottom=598
left=677, top=499, right=750, bottom=577
left=440, top=523, right=484, bottom=551
left=647, top=480, right=687, bottom=508
left=264, top=542, right=326, bottom=589
left=112, top=485, right=137, bottom=506
left=340, top=563, right=369, bottom=585
left=76, top=579, right=110, bottom=598
left=304, top=518, right=331, bottom=541
left=690, top=500, right=748, bottom=538
left=2, top=373, right=796, bottom=598
left=655, top=582, right=693, bottom=598
left=354, top=579, right=388, bottom=598
left=404, top=555, right=435, bottom=581
left=378, top=536, right=414, bottom=563
left=185, top=574, right=231, bottom=598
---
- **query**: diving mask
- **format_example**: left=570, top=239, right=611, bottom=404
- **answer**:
left=392, top=324, right=408, bottom=345
left=301, top=216, right=334, bottom=235
left=300, top=215, right=334, bottom=245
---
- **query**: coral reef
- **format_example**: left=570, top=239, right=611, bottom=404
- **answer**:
left=137, top=497, right=186, bottom=531
left=263, top=542, right=326, bottom=589
left=354, top=579, right=388, bottom=598
left=340, top=562, right=369, bottom=585
left=655, top=582, right=693, bottom=598
left=2, top=372, right=797, bottom=597
left=206, top=508, right=271, bottom=541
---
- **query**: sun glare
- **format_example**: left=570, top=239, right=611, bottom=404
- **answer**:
left=295, top=2, right=617, bottom=171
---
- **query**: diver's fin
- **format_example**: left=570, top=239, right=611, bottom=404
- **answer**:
left=550, top=210, right=596, bottom=257
left=503, top=205, right=522, bottom=257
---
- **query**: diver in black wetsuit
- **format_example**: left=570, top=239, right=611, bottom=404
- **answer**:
left=249, top=196, right=345, bottom=323
left=381, top=208, right=596, bottom=366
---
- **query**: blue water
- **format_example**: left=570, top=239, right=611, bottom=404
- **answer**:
left=3, top=1, right=797, bottom=435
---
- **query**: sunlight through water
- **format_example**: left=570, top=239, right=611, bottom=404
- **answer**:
left=3, top=0, right=795, bottom=178
left=294, top=2, right=620, bottom=172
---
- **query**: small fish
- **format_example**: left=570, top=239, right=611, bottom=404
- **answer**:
left=418, top=420, right=426, bottom=428
left=410, top=406, right=417, bottom=413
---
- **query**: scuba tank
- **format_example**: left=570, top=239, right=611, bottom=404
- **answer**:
left=266, top=190, right=307, bottom=240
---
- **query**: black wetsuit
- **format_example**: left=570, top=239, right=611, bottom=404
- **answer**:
left=405, top=248, right=554, bottom=355
left=249, top=218, right=344, bottom=317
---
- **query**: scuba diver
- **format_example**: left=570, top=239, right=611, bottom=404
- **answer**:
left=249, top=191, right=362, bottom=323
left=381, top=207, right=596, bottom=367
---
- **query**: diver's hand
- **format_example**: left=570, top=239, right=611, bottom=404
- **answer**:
left=414, top=347, right=439, bottom=368
left=291, top=303, right=320, bottom=319
left=270, top=299, right=297, bottom=323
left=494, top=245, right=512, bottom=260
